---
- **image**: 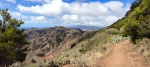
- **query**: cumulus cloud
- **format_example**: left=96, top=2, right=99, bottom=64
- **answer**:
left=10, top=11, right=54, bottom=24
left=62, top=15, right=79, bottom=23
left=6, top=0, right=16, bottom=4
left=17, top=0, right=64, bottom=16
left=29, top=16, right=53, bottom=23
left=61, top=15, right=120, bottom=26
left=11, top=12, right=28, bottom=19
left=65, top=2, right=110, bottom=16
left=17, top=0, right=130, bottom=27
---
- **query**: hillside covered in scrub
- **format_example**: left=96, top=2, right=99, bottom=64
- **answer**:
left=11, top=0, right=150, bottom=67
left=0, top=0, right=150, bottom=67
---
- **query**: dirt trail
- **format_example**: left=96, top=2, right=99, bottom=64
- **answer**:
left=96, top=40, right=150, bottom=67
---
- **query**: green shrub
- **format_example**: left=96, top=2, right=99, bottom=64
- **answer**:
left=79, top=48, right=87, bottom=54
left=110, top=0, right=150, bottom=42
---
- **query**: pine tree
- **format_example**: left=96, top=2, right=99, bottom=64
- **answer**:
left=0, top=8, right=28, bottom=66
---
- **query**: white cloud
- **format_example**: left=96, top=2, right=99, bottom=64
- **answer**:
left=30, top=16, right=45, bottom=22
left=10, top=11, right=53, bottom=24
left=6, top=0, right=16, bottom=4
left=103, top=1, right=130, bottom=17
left=65, top=2, right=109, bottom=17
left=17, top=0, right=64, bottom=16
left=62, top=15, right=120, bottom=26
left=17, top=0, right=131, bottom=27
left=11, top=12, right=21, bottom=17
left=11, top=12, right=28, bottom=19
left=29, top=16, right=52, bottom=23
left=62, top=15, right=79, bottom=23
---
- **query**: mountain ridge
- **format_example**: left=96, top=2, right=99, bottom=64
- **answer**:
left=11, top=0, right=150, bottom=67
left=66, top=25, right=102, bottom=31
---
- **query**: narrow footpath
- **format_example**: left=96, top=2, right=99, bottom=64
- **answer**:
left=96, top=40, right=150, bottom=67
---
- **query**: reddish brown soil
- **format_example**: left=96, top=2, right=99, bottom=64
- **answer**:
left=96, top=40, right=149, bottom=67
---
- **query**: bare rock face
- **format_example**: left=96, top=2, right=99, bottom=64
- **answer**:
left=23, top=26, right=84, bottom=65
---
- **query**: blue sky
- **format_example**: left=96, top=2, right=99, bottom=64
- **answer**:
left=0, top=0, right=135, bottom=28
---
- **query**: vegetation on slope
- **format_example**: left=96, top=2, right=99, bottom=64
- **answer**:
left=109, top=0, right=150, bottom=61
left=50, top=0, right=150, bottom=66
left=8, top=0, right=150, bottom=66
left=49, top=28, right=125, bottom=66
left=110, top=0, right=150, bottom=42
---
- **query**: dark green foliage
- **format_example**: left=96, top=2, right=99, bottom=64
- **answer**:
left=110, top=0, right=150, bottom=42
left=122, top=19, right=139, bottom=42
left=0, top=8, right=28, bottom=66
left=130, top=0, right=141, bottom=10
left=125, top=0, right=141, bottom=17
left=110, top=0, right=142, bottom=29
left=122, top=0, right=150, bottom=42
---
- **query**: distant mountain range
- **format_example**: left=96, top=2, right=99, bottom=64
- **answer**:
left=22, top=25, right=102, bottom=31
left=66, top=25, right=102, bottom=31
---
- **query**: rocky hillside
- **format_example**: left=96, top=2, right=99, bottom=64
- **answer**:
left=15, top=26, right=85, bottom=66
left=25, top=26, right=83, bottom=40
left=11, top=0, right=150, bottom=67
